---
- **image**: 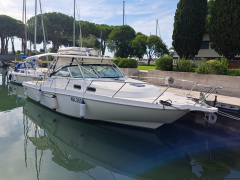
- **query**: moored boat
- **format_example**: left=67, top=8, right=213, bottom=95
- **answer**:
left=23, top=47, right=219, bottom=129
left=8, top=58, right=47, bottom=85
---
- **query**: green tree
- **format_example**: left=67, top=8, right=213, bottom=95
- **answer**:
left=0, top=15, right=21, bottom=54
left=97, top=24, right=114, bottom=56
left=77, top=34, right=100, bottom=49
left=132, top=34, right=148, bottom=60
left=108, top=25, right=136, bottom=58
left=27, top=14, right=48, bottom=54
left=206, top=0, right=215, bottom=32
left=27, top=13, right=73, bottom=53
left=172, top=0, right=207, bottom=59
left=209, top=0, right=240, bottom=59
left=146, top=35, right=169, bottom=65
left=78, top=20, right=100, bottom=38
left=43, top=12, right=73, bottom=52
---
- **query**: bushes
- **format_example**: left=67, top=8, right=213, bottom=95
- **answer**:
left=117, top=58, right=138, bottom=68
left=176, top=59, right=197, bottom=72
left=195, top=57, right=228, bottom=75
left=114, top=56, right=240, bottom=76
left=155, top=56, right=173, bottom=71
left=227, top=69, right=240, bottom=76
left=112, top=57, right=121, bottom=66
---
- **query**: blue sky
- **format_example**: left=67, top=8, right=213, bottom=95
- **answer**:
left=1, top=0, right=179, bottom=53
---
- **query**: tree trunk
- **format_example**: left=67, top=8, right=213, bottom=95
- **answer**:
left=30, top=40, right=32, bottom=55
left=11, top=37, right=15, bottom=54
left=148, top=52, right=152, bottom=65
left=1, top=36, right=5, bottom=54
left=5, top=37, right=9, bottom=54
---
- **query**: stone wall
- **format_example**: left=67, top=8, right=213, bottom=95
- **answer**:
left=120, top=68, right=139, bottom=76
left=145, top=70, right=240, bottom=97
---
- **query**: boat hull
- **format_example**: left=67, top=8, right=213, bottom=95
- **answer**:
left=9, top=73, right=42, bottom=85
left=23, top=83, right=188, bottom=129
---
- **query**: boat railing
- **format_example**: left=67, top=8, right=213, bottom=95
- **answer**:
left=136, top=76, right=222, bottom=103
left=82, top=76, right=221, bottom=104
left=83, top=79, right=147, bottom=98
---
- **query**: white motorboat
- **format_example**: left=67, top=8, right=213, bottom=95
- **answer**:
left=23, top=47, right=219, bottom=129
left=8, top=58, right=47, bottom=85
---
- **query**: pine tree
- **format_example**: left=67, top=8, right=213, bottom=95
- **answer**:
left=172, top=0, right=207, bottom=59
left=209, top=0, right=240, bottom=59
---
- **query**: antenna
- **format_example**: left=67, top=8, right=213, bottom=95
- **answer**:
left=156, top=19, right=161, bottom=38
left=156, top=20, right=158, bottom=36
left=100, top=30, right=102, bottom=56
left=76, top=3, right=82, bottom=48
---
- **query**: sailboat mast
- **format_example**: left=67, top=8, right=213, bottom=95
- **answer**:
left=39, top=0, right=47, bottom=53
left=73, top=0, right=76, bottom=47
left=123, top=1, right=125, bottom=25
left=34, top=0, right=37, bottom=55
left=24, top=0, right=27, bottom=55
left=22, top=0, right=24, bottom=53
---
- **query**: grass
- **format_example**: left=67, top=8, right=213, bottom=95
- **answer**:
left=138, top=65, right=156, bottom=70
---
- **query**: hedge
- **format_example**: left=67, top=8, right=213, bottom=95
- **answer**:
left=155, top=56, right=173, bottom=71
left=117, top=58, right=138, bottom=68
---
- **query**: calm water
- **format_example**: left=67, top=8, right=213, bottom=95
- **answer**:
left=1, top=67, right=240, bottom=180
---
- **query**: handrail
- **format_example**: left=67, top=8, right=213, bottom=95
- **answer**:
left=133, top=76, right=223, bottom=103
left=83, top=79, right=147, bottom=99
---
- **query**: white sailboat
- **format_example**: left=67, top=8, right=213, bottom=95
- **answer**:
left=8, top=0, right=47, bottom=85
left=22, top=47, right=220, bottom=129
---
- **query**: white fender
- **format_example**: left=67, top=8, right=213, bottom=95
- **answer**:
left=51, top=95, right=58, bottom=110
left=80, top=100, right=86, bottom=118
left=37, top=89, right=42, bottom=103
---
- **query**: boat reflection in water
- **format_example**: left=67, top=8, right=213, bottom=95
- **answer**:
left=0, top=67, right=24, bottom=111
left=23, top=99, right=240, bottom=180
left=8, top=83, right=27, bottom=105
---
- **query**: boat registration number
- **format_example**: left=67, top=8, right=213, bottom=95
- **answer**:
left=71, top=97, right=82, bottom=103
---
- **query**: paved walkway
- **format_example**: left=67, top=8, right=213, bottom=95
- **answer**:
left=159, top=86, right=240, bottom=107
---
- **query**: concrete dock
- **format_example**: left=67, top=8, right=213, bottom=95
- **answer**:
left=163, top=86, right=240, bottom=108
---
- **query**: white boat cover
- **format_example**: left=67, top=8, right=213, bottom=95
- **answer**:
left=58, top=47, right=99, bottom=56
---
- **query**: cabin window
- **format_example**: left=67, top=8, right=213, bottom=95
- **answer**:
left=69, top=66, right=82, bottom=78
left=54, top=67, right=71, bottom=77
left=80, top=66, right=99, bottom=78
left=51, top=64, right=124, bottom=78
left=82, top=65, right=123, bottom=78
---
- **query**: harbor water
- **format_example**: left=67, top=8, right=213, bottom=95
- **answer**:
left=1, top=67, right=240, bottom=180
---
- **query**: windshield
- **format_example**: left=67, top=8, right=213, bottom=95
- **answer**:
left=52, top=64, right=124, bottom=78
